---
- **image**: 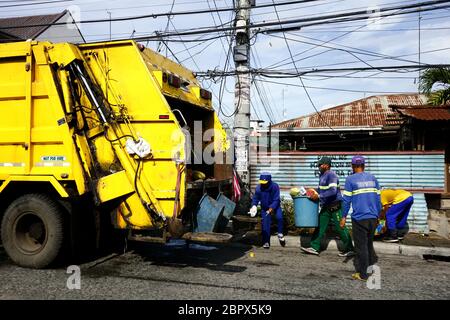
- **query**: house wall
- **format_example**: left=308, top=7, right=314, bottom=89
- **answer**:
left=446, top=146, right=450, bottom=194
left=250, top=151, right=446, bottom=234
left=277, top=132, right=400, bottom=152
left=417, top=120, right=450, bottom=193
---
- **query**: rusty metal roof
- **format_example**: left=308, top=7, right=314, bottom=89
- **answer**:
left=0, top=11, right=67, bottom=41
left=395, top=105, right=450, bottom=121
left=273, top=94, right=429, bottom=129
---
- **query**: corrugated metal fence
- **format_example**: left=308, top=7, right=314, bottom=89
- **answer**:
left=250, top=151, right=445, bottom=233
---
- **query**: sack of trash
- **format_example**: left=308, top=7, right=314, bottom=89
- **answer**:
left=290, top=187, right=301, bottom=198
left=290, top=186, right=308, bottom=198
left=306, top=188, right=318, bottom=198
left=192, top=170, right=206, bottom=181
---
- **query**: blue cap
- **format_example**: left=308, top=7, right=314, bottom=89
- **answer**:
left=259, top=172, right=272, bottom=184
left=351, top=155, right=365, bottom=165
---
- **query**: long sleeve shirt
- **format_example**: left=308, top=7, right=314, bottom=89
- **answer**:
left=317, top=170, right=342, bottom=207
left=252, top=182, right=282, bottom=213
left=342, top=172, right=381, bottom=221
left=381, top=189, right=412, bottom=206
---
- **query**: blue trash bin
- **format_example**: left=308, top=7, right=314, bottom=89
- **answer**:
left=193, top=194, right=225, bottom=233
left=216, top=193, right=236, bottom=220
left=215, top=193, right=236, bottom=232
left=293, top=196, right=319, bottom=227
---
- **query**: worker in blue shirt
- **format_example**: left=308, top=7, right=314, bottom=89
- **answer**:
left=301, top=156, right=354, bottom=257
left=341, top=155, right=381, bottom=281
left=249, top=172, right=286, bottom=249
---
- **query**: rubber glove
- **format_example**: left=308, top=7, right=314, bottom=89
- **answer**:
left=249, top=205, right=257, bottom=217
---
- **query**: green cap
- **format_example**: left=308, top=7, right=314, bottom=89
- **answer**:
left=317, top=156, right=332, bottom=167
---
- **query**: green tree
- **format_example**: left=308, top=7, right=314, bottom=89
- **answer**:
left=419, top=67, right=450, bottom=105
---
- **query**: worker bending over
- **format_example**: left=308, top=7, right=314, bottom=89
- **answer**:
left=380, top=189, right=414, bottom=242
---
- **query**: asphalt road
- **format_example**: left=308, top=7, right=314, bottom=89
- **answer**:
left=0, top=241, right=449, bottom=300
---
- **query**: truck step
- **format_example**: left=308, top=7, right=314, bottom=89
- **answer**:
left=182, top=232, right=233, bottom=244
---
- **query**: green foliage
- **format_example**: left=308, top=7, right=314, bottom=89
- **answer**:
left=419, top=67, right=450, bottom=105
left=281, top=196, right=295, bottom=229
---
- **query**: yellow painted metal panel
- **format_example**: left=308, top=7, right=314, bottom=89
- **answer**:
left=0, top=145, right=27, bottom=165
left=140, top=47, right=198, bottom=82
left=140, top=47, right=212, bottom=109
left=31, top=127, right=62, bottom=143
left=32, top=43, right=51, bottom=65
left=96, top=170, right=134, bottom=203
left=0, top=80, right=47, bottom=100
left=0, top=83, right=25, bottom=100
left=118, top=194, right=153, bottom=229
left=92, top=137, right=117, bottom=172
left=152, top=70, right=163, bottom=87
left=46, top=42, right=83, bottom=67
left=23, top=53, right=32, bottom=174
left=31, top=98, right=65, bottom=132
left=0, top=129, right=27, bottom=144
left=0, top=41, right=31, bottom=58
left=0, top=176, right=69, bottom=198
left=31, top=82, right=48, bottom=98
left=29, top=144, right=71, bottom=178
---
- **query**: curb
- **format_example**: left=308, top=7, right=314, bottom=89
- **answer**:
left=232, top=235, right=450, bottom=258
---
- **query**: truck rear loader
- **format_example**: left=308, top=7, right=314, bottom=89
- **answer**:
left=0, top=40, right=234, bottom=268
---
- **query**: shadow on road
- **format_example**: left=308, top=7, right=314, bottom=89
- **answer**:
left=299, top=234, right=356, bottom=265
left=0, top=235, right=254, bottom=273
left=129, top=240, right=253, bottom=273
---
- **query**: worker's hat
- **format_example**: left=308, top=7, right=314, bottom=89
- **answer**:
left=259, top=172, right=272, bottom=184
left=317, top=156, right=332, bottom=167
left=351, top=155, right=365, bottom=165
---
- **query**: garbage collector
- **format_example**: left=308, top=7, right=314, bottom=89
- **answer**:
left=380, top=189, right=414, bottom=242
left=341, top=155, right=381, bottom=281
left=249, top=172, right=286, bottom=249
left=300, top=156, right=354, bottom=257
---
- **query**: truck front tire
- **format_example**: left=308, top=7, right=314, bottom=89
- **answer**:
left=1, top=194, right=65, bottom=268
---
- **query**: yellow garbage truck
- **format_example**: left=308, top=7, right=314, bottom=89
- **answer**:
left=0, top=40, right=234, bottom=268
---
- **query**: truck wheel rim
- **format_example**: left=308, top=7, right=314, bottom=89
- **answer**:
left=13, top=212, right=48, bottom=255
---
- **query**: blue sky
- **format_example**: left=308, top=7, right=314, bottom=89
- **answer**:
left=1, top=0, right=449, bottom=127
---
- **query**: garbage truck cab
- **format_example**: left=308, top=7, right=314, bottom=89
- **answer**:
left=0, top=40, right=235, bottom=268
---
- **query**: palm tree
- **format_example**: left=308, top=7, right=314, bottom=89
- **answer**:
left=419, top=67, right=450, bottom=105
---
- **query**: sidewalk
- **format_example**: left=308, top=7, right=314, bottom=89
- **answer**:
left=233, top=231, right=450, bottom=258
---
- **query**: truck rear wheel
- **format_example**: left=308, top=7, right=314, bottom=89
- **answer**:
left=1, top=194, right=64, bottom=268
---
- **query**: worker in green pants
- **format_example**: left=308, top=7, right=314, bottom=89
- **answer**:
left=301, top=156, right=354, bottom=257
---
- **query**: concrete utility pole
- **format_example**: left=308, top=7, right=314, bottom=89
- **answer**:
left=233, top=0, right=253, bottom=185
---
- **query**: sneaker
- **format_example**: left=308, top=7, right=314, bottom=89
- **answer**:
left=382, top=235, right=399, bottom=243
left=263, top=243, right=270, bottom=249
left=278, top=234, right=286, bottom=247
left=398, top=236, right=404, bottom=241
left=352, top=273, right=368, bottom=281
left=300, top=247, right=319, bottom=255
left=338, top=250, right=355, bottom=257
